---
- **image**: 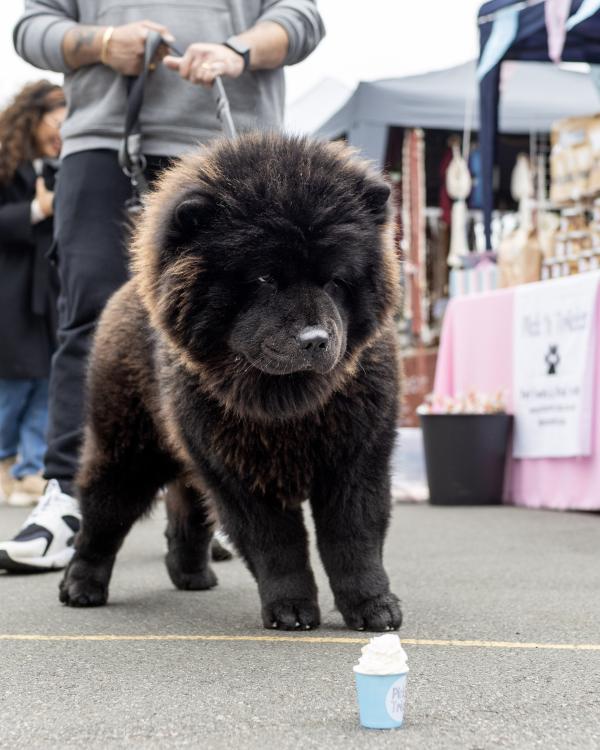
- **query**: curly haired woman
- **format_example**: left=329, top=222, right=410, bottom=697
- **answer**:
left=0, top=81, right=65, bottom=506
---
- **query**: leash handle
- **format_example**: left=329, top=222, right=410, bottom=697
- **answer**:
left=118, top=29, right=164, bottom=207
left=124, top=30, right=164, bottom=136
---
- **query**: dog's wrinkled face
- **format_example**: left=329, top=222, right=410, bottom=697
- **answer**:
left=228, top=279, right=346, bottom=376
left=137, top=134, right=398, bottom=421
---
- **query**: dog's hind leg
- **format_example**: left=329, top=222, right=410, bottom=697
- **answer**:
left=164, top=478, right=218, bottom=591
left=59, top=428, right=178, bottom=608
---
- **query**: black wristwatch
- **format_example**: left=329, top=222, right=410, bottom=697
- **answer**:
left=223, top=36, right=250, bottom=71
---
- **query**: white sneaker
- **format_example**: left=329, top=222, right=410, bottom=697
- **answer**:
left=0, top=480, right=81, bottom=572
left=212, top=528, right=235, bottom=561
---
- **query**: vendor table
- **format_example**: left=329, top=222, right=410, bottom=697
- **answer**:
left=434, top=280, right=600, bottom=511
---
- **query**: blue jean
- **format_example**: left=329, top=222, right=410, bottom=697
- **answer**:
left=0, top=378, right=49, bottom=479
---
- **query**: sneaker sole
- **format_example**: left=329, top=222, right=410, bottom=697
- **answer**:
left=0, top=547, right=74, bottom=573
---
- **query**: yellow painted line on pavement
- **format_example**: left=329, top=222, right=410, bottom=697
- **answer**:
left=0, top=634, right=600, bottom=651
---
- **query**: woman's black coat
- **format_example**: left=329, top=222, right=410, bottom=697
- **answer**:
left=0, top=162, right=58, bottom=379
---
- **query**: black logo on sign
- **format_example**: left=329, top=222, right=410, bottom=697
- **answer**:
left=545, top=345, right=560, bottom=375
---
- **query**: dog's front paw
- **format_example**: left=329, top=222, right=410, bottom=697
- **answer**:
left=59, top=556, right=110, bottom=607
left=262, top=598, right=321, bottom=631
left=341, top=593, right=402, bottom=632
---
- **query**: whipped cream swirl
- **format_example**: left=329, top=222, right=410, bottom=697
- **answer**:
left=353, top=634, right=409, bottom=675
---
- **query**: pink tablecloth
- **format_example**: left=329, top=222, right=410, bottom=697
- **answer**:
left=434, top=285, right=600, bottom=510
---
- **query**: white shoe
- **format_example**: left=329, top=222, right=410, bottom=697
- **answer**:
left=0, top=480, right=81, bottom=572
left=213, top=528, right=235, bottom=560
left=214, top=529, right=234, bottom=551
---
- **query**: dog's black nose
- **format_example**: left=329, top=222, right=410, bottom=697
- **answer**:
left=297, top=326, right=329, bottom=352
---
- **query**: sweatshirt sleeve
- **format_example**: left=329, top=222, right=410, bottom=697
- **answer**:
left=257, top=1, right=325, bottom=66
left=13, top=0, right=79, bottom=73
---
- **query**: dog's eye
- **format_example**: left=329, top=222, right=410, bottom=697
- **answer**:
left=257, top=275, right=276, bottom=288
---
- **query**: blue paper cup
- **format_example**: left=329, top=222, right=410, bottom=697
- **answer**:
left=354, top=671, right=408, bottom=729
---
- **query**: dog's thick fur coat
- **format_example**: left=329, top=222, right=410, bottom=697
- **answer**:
left=59, top=133, right=403, bottom=631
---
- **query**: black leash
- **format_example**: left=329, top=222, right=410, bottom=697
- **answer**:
left=118, top=32, right=237, bottom=214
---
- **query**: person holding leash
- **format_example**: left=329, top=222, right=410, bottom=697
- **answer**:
left=0, top=0, right=324, bottom=572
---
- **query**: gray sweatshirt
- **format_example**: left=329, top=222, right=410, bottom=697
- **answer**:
left=14, top=0, right=325, bottom=158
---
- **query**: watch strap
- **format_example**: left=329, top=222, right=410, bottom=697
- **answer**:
left=223, top=37, right=250, bottom=71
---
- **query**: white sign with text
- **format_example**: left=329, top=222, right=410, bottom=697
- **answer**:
left=513, top=272, right=600, bottom=458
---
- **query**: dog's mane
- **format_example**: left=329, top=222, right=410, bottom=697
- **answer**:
left=130, top=132, right=400, bottom=369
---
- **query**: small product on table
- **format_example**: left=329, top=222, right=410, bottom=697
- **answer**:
left=559, top=205, right=586, bottom=233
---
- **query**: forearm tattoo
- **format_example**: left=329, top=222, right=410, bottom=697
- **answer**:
left=71, top=26, right=98, bottom=55
left=63, top=25, right=102, bottom=68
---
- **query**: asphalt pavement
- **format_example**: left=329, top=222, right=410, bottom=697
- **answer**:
left=1, top=499, right=599, bottom=749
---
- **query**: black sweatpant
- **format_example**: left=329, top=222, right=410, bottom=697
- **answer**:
left=46, top=149, right=170, bottom=494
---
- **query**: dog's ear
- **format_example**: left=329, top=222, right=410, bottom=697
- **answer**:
left=172, top=193, right=215, bottom=237
left=362, top=178, right=391, bottom=224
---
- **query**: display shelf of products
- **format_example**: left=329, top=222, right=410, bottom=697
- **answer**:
left=540, top=200, right=600, bottom=281
left=541, top=115, right=600, bottom=281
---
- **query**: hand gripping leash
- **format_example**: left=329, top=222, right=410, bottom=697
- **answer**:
left=118, top=32, right=238, bottom=213
left=167, top=40, right=238, bottom=140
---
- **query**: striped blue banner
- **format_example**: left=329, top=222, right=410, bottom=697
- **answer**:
left=477, top=6, right=520, bottom=81
left=565, top=0, right=600, bottom=29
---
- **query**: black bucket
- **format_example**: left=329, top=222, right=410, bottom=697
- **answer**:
left=419, top=414, right=513, bottom=505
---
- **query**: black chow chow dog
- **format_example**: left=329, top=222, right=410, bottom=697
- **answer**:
left=59, top=133, right=403, bottom=632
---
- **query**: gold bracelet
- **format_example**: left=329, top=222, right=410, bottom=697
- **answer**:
left=100, top=26, right=114, bottom=65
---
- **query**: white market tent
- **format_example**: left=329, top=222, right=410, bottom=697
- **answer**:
left=311, top=60, right=600, bottom=167
left=285, top=77, right=352, bottom=135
